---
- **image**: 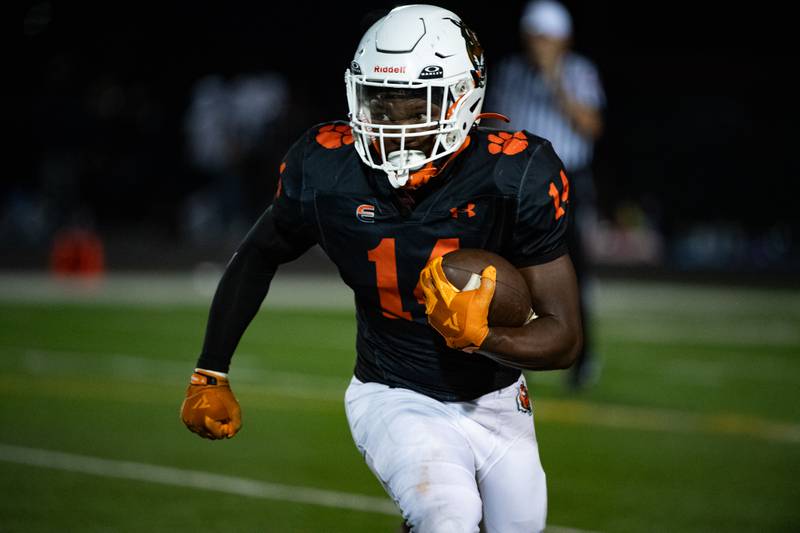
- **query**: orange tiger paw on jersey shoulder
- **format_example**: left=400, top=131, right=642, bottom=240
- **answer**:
left=487, top=131, right=528, bottom=156
left=316, top=124, right=354, bottom=149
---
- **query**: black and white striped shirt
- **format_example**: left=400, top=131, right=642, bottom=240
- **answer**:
left=486, top=52, right=605, bottom=171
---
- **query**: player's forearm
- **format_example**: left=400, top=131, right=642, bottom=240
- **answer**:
left=196, top=244, right=277, bottom=373
left=478, top=314, right=581, bottom=371
left=196, top=203, right=316, bottom=373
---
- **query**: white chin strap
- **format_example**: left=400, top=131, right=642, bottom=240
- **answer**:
left=385, top=150, right=426, bottom=189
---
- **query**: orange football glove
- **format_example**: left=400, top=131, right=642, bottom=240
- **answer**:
left=181, top=369, right=242, bottom=440
left=419, top=256, right=496, bottom=350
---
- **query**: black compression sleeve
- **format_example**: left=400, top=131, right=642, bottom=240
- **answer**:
left=196, top=206, right=314, bottom=372
left=195, top=242, right=276, bottom=373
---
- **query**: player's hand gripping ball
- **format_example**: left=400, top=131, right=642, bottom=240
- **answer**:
left=181, top=371, right=242, bottom=440
left=419, top=253, right=496, bottom=350
left=419, top=249, right=534, bottom=350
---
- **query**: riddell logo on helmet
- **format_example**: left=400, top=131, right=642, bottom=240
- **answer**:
left=373, top=66, right=406, bottom=74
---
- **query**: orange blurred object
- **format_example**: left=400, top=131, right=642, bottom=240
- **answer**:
left=49, top=228, right=105, bottom=277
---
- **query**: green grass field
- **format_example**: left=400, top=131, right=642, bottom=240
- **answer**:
left=1, top=275, right=798, bottom=532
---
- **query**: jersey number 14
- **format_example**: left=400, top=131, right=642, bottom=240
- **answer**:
left=367, top=238, right=459, bottom=320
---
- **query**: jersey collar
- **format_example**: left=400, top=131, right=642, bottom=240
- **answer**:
left=402, top=133, right=473, bottom=190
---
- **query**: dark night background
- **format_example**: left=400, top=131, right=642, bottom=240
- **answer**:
left=16, top=1, right=799, bottom=278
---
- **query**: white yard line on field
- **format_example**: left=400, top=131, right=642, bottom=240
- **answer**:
left=14, top=347, right=347, bottom=391
left=0, top=442, right=397, bottom=515
left=0, top=443, right=597, bottom=533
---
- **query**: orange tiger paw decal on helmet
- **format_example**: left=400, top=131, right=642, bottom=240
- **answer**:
left=487, top=131, right=528, bottom=155
left=316, top=124, right=354, bottom=149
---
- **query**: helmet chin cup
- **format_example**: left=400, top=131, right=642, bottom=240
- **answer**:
left=385, top=168, right=410, bottom=189
left=385, top=150, right=425, bottom=189
left=387, top=150, right=426, bottom=170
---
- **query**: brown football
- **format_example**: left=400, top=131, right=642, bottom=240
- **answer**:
left=441, top=248, right=533, bottom=327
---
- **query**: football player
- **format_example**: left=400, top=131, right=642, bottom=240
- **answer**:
left=181, top=5, right=581, bottom=532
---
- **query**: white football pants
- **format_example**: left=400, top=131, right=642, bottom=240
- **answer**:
left=344, top=374, right=547, bottom=533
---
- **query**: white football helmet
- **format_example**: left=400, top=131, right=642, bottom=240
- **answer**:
left=345, top=5, right=486, bottom=188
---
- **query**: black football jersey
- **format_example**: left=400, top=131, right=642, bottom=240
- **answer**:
left=271, top=121, right=570, bottom=401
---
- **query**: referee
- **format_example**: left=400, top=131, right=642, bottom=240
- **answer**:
left=487, top=0, right=606, bottom=389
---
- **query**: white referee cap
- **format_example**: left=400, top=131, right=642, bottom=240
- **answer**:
left=521, top=0, right=573, bottom=38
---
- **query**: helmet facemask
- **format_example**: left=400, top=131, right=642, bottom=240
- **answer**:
left=346, top=74, right=481, bottom=188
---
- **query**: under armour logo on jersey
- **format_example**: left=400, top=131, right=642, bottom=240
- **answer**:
left=193, top=395, right=212, bottom=410
left=356, top=204, right=375, bottom=223
left=450, top=203, right=476, bottom=219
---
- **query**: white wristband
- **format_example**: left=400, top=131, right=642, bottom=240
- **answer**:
left=195, top=368, right=228, bottom=379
